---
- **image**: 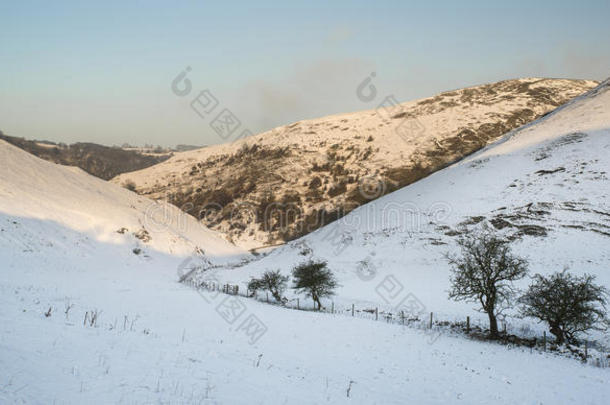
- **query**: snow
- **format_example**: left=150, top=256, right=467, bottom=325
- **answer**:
left=0, top=140, right=245, bottom=260
left=1, top=80, right=610, bottom=404
left=2, top=245, right=609, bottom=404
left=203, top=79, right=610, bottom=340
left=112, top=78, right=598, bottom=248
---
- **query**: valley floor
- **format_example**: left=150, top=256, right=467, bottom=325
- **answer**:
left=1, top=240, right=609, bottom=404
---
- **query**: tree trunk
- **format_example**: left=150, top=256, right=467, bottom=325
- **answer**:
left=487, top=312, right=499, bottom=338
left=311, top=292, right=318, bottom=310
left=271, top=289, right=281, bottom=302
left=315, top=297, right=322, bottom=311
left=550, top=324, right=564, bottom=344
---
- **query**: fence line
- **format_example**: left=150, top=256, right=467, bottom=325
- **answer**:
left=182, top=278, right=610, bottom=368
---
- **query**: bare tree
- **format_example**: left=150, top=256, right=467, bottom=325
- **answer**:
left=292, top=260, right=337, bottom=310
left=248, top=270, right=289, bottom=303
left=447, top=230, right=528, bottom=337
left=519, top=270, right=608, bottom=344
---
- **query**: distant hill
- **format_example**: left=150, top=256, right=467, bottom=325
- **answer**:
left=113, top=78, right=598, bottom=248
left=0, top=132, right=172, bottom=180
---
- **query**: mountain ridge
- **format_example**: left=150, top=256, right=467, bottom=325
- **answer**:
left=113, top=77, right=598, bottom=248
left=0, top=131, right=173, bottom=180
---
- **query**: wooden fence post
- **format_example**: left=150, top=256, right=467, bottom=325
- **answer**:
left=466, top=316, right=470, bottom=333
left=266, top=292, right=269, bottom=303
left=429, top=312, right=433, bottom=329
left=351, top=304, right=355, bottom=317
left=297, top=298, right=299, bottom=310
left=375, top=308, right=378, bottom=321
left=331, top=302, right=334, bottom=314
left=585, top=341, right=588, bottom=360
left=543, top=332, right=546, bottom=352
left=400, top=311, right=404, bottom=325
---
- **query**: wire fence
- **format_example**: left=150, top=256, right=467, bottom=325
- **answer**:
left=182, top=278, right=610, bottom=368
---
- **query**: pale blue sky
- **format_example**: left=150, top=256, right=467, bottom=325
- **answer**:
left=1, top=0, right=609, bottom=146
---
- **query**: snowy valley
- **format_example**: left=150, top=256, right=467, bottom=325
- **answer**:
left=1, top=78, right=610, bottom=404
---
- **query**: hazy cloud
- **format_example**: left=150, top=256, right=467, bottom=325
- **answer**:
left=240, top=58, right=375, bottom=132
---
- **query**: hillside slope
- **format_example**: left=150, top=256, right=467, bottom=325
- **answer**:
left=0, top=131, right=172, bottom=180
left=196, top=78, right=610, bottom=335
left=0, top=139, right=245, bottom=261
left=1, top=137, right=608, bottom=404
left=113, top=78, right=597, bottom=248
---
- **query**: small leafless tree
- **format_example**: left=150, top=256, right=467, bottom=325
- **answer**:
left=519, top=270, right=608, bottom=344
left=248, top=270, right=289, bottom=303
left=447, top=230, right=528, bottom=337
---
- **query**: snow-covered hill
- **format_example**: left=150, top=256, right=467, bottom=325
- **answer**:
left=2, top=80, right=610, bottom=404
left=0, top=139, right=245, bottom=262
left=197, top=79, right=610, bottom=333
left=1, top=134, right=609, bottom=404
left=113, top=78, right=597, bottom=248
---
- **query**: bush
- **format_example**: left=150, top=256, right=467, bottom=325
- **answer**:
left=123, top=180, right=137, bottom=192
left=447, top=229, right=528, bottom=337
left=292, top=260, right=337, bottom=310
left=519, top=270, right=608, bottom=344
left=248, top=270, right=289, bottom=303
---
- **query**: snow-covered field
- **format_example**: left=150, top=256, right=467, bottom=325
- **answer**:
left=3, top=250, right=609, bottom=404
left=1, top=216, right=609, bottom=404
left=2, top=79, right=610, bottom=403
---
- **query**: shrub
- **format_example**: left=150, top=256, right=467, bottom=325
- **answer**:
left=519, top=271, right=608, bottom=344
left=292, top=260, right=337, bottom=310
left=309, top=176, right=322, bottom=189
left=327, top=181, right=347, bottom=198
left=248, top=270, right=289, bottom=303
left=123, top=180, right=137, bottom=192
